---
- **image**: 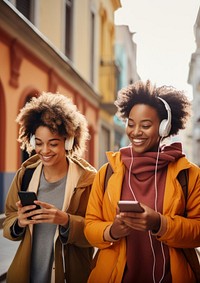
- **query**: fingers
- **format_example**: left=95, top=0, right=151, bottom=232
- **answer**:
left=122, top=218, right=147, bottom=232
left=17, top=199, right=68, bottom=226
left=30, top=208, right=69, bottom=227
left=116, top=206, right=161, bottom=232
left=110, top=217, right=132, bottom=239
left=17, top=205, right=38, bottom=227
left=34, top=200, right=54, bottom=209
left=16, top=200, right=22, bottom=208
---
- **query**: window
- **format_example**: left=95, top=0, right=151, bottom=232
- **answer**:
left=16, top=0, right=35, bottom=23
left=85, top=126, right=95, bottom=166
left=90, top=11, right=95, bottom=83
left=99, top=126, right=110, bottom=167
left=65, top=0, right=73, bottom=59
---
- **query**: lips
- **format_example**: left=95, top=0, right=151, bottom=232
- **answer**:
left=40, top=155, right=54, bottom=161
left=131, top=138, right=146, bottom=146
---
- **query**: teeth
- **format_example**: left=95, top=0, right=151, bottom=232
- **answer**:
left=42, top=156, right=52, bottom=160
left=133, top=139, right=143, bottom=143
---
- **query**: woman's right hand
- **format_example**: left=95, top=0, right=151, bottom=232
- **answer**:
left=16, top=201, right=37, bottom=228
left=110, top=214, right=132, bottom=239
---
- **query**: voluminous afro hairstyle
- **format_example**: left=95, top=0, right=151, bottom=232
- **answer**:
left=114, top=80, right=191, bottom=137
left=16, top=92, right=89, bottom=156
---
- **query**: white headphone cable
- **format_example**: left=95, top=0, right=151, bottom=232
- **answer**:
left=153, top=138, right=166, bottom=283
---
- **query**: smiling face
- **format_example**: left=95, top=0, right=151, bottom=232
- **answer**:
left=34, top=126, right=66, bottom=168
left=126, top=104, right=161, bottom=153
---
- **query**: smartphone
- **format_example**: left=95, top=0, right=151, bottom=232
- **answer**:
left=18, top=191, right=41, bottom=219
left=118, top=200, right=144, bottom=213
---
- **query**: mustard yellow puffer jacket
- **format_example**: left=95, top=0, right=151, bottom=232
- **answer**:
left=85, top=151, right=200, bottom=283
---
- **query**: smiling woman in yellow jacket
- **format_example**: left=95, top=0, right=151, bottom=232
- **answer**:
left=85, top=80, right=200, bottom=283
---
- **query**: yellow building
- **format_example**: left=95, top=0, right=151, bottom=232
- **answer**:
left=0, top=0, right=121, bottom=212
left=36, top=0, right=121, bottom=166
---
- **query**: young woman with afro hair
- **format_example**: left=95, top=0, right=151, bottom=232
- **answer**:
left=85, top=80, right=200, bottom=283
left=3, top=92, right=96, bottom=283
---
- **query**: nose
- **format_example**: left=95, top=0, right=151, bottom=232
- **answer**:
left=132, top=126, right=142, bottom=136
left=41, top=143, right=51, bottom=153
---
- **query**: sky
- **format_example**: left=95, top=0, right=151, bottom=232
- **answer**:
left=114, top=0, right=200, bottom=100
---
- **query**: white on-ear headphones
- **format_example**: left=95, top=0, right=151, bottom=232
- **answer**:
left=65, top=136, right=74, bottom=151
left=30, top=134, right=74, bottom=151
left=157, top=97, right=172, bottom=138
left=30, top=134, right=36, bottom=149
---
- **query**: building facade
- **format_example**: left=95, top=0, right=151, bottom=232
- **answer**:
left=114, top=25, right=140, bottom=150
left=188, top=7, right=200, bottom=166
left=0, top=0, right=121, bottom=212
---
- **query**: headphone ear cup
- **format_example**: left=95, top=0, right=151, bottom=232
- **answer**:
left=159, top=120, right=166, bottom=137
left=30, top=134, right=36, bottom=149
left=159, top=119, right=170, bottom=137
left=157, top=97, right=172, bottom=138
left=65, top=137, right=74, bottom=151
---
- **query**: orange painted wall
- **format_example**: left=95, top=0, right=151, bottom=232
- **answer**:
left=0, top=28, right=99, bottom=174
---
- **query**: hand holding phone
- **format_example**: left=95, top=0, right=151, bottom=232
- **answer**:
left=118, top=200, right=144, bottom=213
left=18, top=191, right=41, bottom=219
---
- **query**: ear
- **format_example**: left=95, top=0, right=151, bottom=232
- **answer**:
left=30, top=134, right=36, bottom=149
left=65, top=136, right=74, bottom=150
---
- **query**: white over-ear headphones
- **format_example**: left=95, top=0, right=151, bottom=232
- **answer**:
left=30, top=134, right=36, bottom=149
left=158, top=97, right=172, bottom=138
left=30, top=134, right=74, bottom=151
left=65, top=136, right=74, bottom=151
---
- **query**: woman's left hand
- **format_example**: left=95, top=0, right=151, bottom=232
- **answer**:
left=117, top=203, right=161, bottom=233
left=30, top=200, right=69, bottom=228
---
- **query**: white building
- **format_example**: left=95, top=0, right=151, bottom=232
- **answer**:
left=114, top=25, right=140, bottom=149
left=188, top=7, right=200, bottom=166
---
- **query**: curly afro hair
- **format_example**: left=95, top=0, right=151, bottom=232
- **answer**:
left=114, top=80, right=191, bottom=137
left=16, top=92, right=89, bottom=156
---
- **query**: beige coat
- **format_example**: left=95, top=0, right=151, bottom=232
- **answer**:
left=3, top=154, right=96, bottom=283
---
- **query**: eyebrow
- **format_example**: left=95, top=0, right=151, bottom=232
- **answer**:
left=128, top=118, right=152, bottom=123
left=35, top=138, right=62, bottom=142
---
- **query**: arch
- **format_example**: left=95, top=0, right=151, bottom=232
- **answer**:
left=18, top=86, right=39, bottom=111
left=17, top=87, right=39, bottom=167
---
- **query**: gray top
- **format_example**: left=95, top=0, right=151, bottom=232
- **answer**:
left=30, top=170, right=67, bottom=283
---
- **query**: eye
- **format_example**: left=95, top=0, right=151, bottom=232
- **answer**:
left=127, top=122, right=134, bottom=128
left=50, top=143, right=58, bottom=147
left=142, top=124, right=151, bottom=129
left=35, top=142, right=42, bottom=147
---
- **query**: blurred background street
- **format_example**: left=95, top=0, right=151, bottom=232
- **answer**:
left=1, top=0, right=200, bottom=280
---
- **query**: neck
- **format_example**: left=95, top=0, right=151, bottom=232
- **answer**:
left=43, top=159, right=68, bottom=182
